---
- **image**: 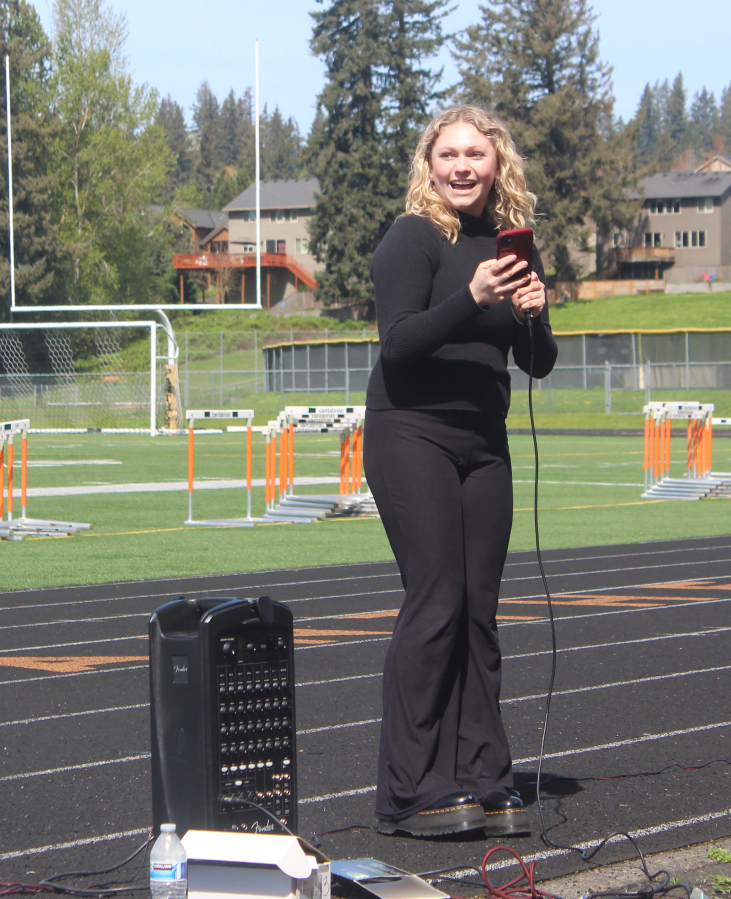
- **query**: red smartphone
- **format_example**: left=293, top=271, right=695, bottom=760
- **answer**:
left=497, top=227, right=534, bottom=281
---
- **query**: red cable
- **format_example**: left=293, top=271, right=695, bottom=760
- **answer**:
left=481, top=846, right=558, bottom=899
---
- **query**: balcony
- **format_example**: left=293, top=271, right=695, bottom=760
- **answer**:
left=173, top=252, right=318, bottom=289
left=613, top=246, right=676, bottom=265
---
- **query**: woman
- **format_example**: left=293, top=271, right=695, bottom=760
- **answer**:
left=363, top=106, right=558, bottom=838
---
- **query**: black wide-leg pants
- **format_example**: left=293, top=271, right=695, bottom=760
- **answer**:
left=363, top=407, right=515, bottom=821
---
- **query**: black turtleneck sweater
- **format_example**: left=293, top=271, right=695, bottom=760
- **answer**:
left=365, top=212, right=558, bottom=418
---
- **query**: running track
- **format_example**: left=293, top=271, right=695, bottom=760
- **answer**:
left=0, top=535, right=730, bottom=887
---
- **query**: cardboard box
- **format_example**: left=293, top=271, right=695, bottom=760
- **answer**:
left=181, top=831, right=323, bottom=899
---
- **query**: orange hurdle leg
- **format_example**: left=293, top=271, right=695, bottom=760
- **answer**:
left=187, top=420, right=195, bottom=522
left=21, top=427, right=27, bottom=520
left=288, top=419, right=294, bottom=495
left=7, top=433, right=13, bottom=521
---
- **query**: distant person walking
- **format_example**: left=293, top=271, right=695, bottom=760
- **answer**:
left=364, top=106, right=558, bottom=838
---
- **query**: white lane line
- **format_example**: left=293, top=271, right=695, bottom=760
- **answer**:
left=0, top=753, right=150, bottom=784
left=295, top=665, right=731, bottom=736
left=299, top=720, right=731, bottom=804
left=292, top=623, right=731, bottom=654
left=0, top=613, right=727, bottom=663
left=443, top=808, right=731, bottom=878
left=0, top=612, right=148, bottom=631
left=0, top=703, right=147, bottom=728
left=1, top=541, right=730, bottom=613
left=4, top=663, right=729, bottom=730
left=0, top=828, right=149, bottom=863
left=0, top=665, right=147, bottom=688
left=0, top=636, right=145, bottom=655
left=299, top=718, right=382, bottom=736
left=514, top=720, right=731, bottom=765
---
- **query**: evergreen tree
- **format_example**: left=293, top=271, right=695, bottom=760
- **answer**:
left=0, top=0, right=64, bottom=318
left=634, top=83, right=662, bottom=165
left=307, top=0, right=389, bottom=306
left=219, top=88, right=254, bottom=170
left=156, top=95, right=193, bottom=199
left=308, top=0, right=447, bottom=306
left=210, top=165, right=250, bottom=210
left=454, top=0, right=638, bottom=279
left=192, top=80, right=221, bottom=197
left=655, top=73, right=687, bottom=168
left=260, top=104, right=301, bottom=179
left=719, top=84, right=731, bottom=156
left=689, top=87, right=719, bottom=157
left=381, top=0, right=449, bottom=218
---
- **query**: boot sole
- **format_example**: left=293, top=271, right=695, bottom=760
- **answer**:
left=376, top=803, right=486, bottom=837
left=483, top=807, right=531, bottom=836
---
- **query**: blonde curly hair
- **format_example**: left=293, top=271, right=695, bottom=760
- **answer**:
left=405, top=106, right=536, bottom=243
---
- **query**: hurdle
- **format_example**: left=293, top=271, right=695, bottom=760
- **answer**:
left=261, top=406, right=377, bottom=519
left=642, top=401, right=731, bottom=499
left=0, top=419, right=92, bottom=539
left=185, top=409, right=260, bottom=527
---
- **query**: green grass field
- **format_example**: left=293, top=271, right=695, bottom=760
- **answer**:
left=2, top=428, right=730, bottom=592
left=548, top=291, right=731, bottom=332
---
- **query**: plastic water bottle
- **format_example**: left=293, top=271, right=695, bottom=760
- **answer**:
left=150, top=823, right=187, bottom=899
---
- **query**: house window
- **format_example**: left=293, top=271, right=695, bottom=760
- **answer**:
left=272, top=209, right=298, bottom=222
left=242, top=210, right=256, bottom=222
left=649, top=199, right=681, bottom=214
left=296, top=238, right=309, bottom=254
left=675, top=231, right=707, bottom=248
left=644, top=232, right=662, bottom=247
left=698, top=197, right=713, bottom=213
left=273, top=210, right=285, bottom=222
left=242, top=243, right=254, bottom=253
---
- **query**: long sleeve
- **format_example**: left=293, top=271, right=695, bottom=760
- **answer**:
left=371, top=216, right=482, bottom=366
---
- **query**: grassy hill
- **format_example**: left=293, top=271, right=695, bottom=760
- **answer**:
left=549, top=291, right=731, bottom=332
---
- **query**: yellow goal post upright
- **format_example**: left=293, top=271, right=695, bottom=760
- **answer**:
left=0, top=418, right=91, bottom=539
left=185, top=409, right=258, bottom=527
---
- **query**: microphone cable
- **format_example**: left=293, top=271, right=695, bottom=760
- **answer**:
left=524, top=311, right=682, bottom=886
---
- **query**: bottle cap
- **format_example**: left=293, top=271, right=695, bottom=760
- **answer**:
left=160, top=823, right=176, bottom=833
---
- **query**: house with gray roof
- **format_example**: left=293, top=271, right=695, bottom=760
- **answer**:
left=614, top=167, right=731, bottom=283
left=172, top=180, right=320, bottom=306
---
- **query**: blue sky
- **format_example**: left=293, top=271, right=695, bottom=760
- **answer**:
left=34, top=0, right=730, bottom=133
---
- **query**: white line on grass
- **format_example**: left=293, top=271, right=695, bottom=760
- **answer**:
left=299, top=719, right=731, bottom=804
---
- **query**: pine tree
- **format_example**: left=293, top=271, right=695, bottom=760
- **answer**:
left=219, top=88, right=254, bottom=171
left=655, top=73, right=687, bottom=168
left=0, top=0, right=64, bottom=318
left=689, top=87, right=719, bottom=157
left=454, top=0, right=638, bottom=279
left=719, top=84, right=731, bottom=156
left=380, top=0, right=449, bottom=218
left=193, top=80, right=221, bottom=198
left=260, top=104, right=301, bottom=180
left=156, top=96, right=193, bottom=199
left=635, top=83, right=662, bottom=165
left=307, top=0, right=389, bottom=306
